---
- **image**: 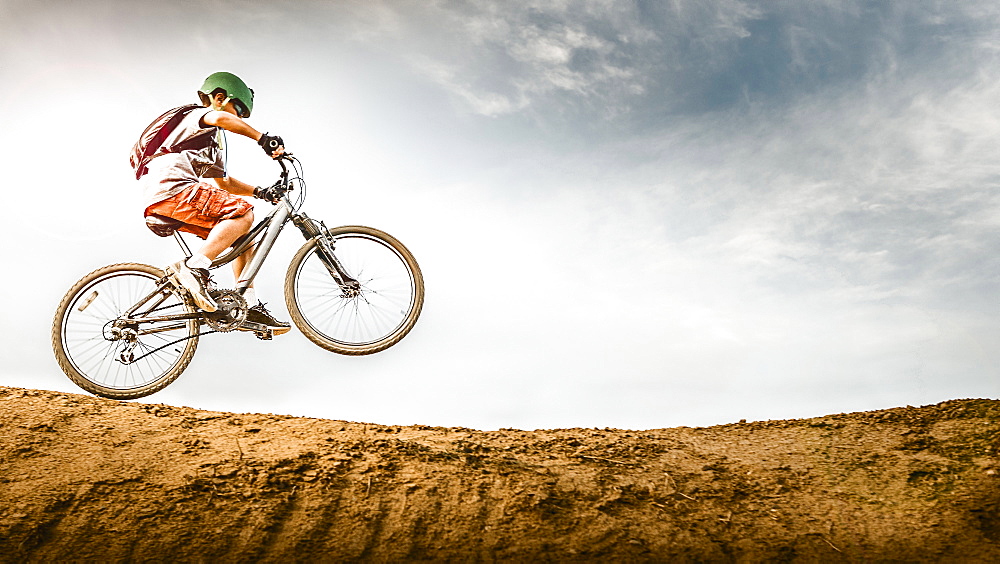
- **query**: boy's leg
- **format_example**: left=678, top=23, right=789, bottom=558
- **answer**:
left=231, top=242, right=255, bottom=288
left=166, top=214, right=250, bottom=313
left=198, top=214, right=254, bottom=261
left=148, top=183, right=288, bottom=333
left=231, top=243, right=291, bottom=335
left=170, top=214, right=254, bottom=311
left=150, top=183, right=254, bottom=312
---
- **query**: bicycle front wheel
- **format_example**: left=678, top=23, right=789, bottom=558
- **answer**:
left=51, top=263, right=199, bottom=399
left=285, top=226, right=424, bottom=355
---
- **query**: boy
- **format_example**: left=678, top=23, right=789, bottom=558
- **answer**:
left=138, top=71, right=290, bottom=334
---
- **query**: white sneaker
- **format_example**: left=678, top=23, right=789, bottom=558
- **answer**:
left=166, top=261, right=218, bottom=312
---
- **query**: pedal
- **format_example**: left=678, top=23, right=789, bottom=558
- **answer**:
left=237, top=321, right=273, bottom=340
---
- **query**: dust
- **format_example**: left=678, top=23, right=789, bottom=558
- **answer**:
left=0, top=386, right=997, bottom=562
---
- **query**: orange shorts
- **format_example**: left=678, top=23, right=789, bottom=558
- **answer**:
left=145, top=183, right=253, bottom=239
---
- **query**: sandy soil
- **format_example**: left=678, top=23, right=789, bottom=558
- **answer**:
left=0, top=386, right=997, bottom=562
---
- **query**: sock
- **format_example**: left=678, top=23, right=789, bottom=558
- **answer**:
left=186, top=254, right=212, bottom=270
left=243, top=287, right=257, bottom=306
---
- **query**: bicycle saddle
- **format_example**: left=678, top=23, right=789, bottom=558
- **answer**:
left=145, top=214, right=185, bottom=237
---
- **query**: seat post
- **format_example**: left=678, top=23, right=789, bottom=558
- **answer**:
left=172, top=230, right=193, bottom=259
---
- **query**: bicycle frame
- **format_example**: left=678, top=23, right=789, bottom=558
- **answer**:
left=209, top=157, right=359, bottom=293
left=214, top=201, right=291, bottom=292
left=123, top=156, right=359, bottom=345
left=54, top=152, right=424, bottom=397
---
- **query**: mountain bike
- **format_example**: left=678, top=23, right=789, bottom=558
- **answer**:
left=51, top=155, right=424, bottom=400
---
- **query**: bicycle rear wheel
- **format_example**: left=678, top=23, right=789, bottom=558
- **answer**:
left=52, top=263, right=199, bottom=399
left=285, top=226, right=424, bottom=355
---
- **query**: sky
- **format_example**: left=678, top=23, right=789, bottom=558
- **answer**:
left=1, top=0, right=998, bottom=430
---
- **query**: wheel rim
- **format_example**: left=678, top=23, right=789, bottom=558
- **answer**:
left=294, top=234, right=417, bottom=347
left=60, top=270, right=196, bottom=391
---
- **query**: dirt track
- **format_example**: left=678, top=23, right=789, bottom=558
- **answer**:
left=0, top=386, right=997, bottom=562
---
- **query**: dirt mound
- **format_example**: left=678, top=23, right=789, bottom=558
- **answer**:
left=0, top=386, right=997, bottom=562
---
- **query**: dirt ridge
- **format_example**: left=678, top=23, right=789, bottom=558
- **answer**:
left=0, top=386, right=997, bottom=562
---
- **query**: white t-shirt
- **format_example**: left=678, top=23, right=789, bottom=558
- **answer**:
left=139, top=107, right=227, bottom=208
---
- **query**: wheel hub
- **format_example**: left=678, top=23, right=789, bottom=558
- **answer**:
left=340, top=279, right=362, bottom=298
left=104, top=320, right=135, bottom=342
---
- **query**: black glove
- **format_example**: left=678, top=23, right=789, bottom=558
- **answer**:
left=253, top=181, right=284, bottom=204
left=258, top=132, right=284, bottom=157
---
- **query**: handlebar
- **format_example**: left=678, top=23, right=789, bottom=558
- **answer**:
left=269, top=153, right=305, bottom=210
left=277, top=153, right=290, bottom=175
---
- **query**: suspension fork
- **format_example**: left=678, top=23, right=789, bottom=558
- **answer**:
left=291, top=213, right=359, bottom=290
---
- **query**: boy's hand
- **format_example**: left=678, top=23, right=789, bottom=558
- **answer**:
left=253, top=181, right=285, bottom=203
left=258, top=133, right=285, bottom=158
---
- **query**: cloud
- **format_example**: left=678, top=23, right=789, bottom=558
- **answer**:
left=3, top=1, right=999, bottom=429
left=331, top=0, right=1000, bottom=142
left=338, top=0, right=665, bottom=117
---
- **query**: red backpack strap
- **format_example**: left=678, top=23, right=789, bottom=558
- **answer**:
left=130, top=104, right=207, bottom=180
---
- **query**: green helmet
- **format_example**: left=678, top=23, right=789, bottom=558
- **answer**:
left=198, top=71, right=254, bottom=118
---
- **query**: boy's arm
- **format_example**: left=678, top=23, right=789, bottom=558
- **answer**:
left=201, top=110, right=286, bottom=158
left=202, top=110, right=261, bottom=141
left=212, top=175, right=255, bottom=197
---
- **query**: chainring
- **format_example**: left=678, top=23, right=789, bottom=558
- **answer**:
left=204, top=289, right=248, bottom=332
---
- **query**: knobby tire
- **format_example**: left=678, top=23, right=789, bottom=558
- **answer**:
left=285, top=226, right=424, bottom=355
left=51, top=263, right=199, bottom=399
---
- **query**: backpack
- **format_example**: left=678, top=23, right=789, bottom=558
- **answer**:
left=129, top=104, right=217, bottom=180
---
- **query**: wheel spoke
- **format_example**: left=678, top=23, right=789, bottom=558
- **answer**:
left=54, top=264, right=199, bottom=398
left=288, top=229, right=423, bottom=353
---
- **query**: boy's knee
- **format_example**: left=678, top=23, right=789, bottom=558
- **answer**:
left=235, top=210, right=254, bottom=229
